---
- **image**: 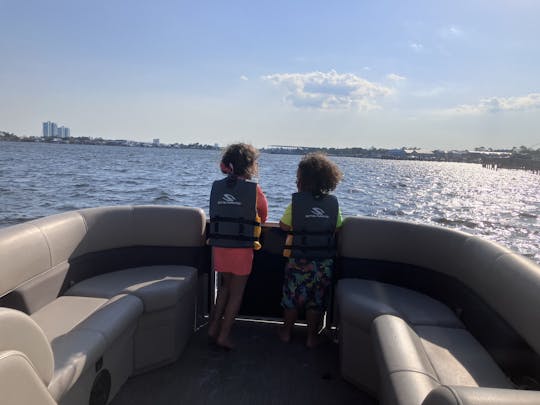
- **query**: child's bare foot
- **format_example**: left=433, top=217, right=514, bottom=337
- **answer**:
left=277, top=326, right=292, bottom=343
left=216, top=336, right=235, bottom=351
left=306, top=334, right=326, bottom=349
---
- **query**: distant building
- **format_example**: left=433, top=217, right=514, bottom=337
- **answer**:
left=42, top=121, right=70, bottom=138
left=42, top=122, right=52, bottom=137
left=153, top=138, right=160, bottom=146
left=42, top=121, right=58, bottom=137
left=57, top=126, right=70, bottom=138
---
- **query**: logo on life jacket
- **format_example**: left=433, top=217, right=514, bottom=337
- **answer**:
left=218, top=193, right=242, bottom=205
left=305, top=207, right=329, bottom=218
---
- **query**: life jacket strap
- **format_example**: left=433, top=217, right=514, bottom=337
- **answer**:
left=208, top=233, right=258, bottom=242
left=287, top=230, right=334, bottom=236
left=210, top=216, right=261, bottom=226
left=283, top=244, right=335, bottom=250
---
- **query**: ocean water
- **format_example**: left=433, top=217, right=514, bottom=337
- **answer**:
left=1, top=141, right=539, bottom=263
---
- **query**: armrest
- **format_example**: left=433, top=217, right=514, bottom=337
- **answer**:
left=0, top=350, right=57, bottom=405
left=422, top=385, right=540, bottom=405
left=0, top=308, right=54, bottom=385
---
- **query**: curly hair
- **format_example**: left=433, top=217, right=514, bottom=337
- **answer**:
left=296, top=153, right=343, bottom=194
left=220, top=143, right=260, bottom=179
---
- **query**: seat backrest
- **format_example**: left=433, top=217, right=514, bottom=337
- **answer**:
left=0, top=205, right=207, bottom=313
left=338, top=216, right=540, bottom=356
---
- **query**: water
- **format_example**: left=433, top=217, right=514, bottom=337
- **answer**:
left=1, top=142, right=539, bottom=263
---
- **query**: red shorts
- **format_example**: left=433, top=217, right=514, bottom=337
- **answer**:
left=212, top=247, right=254, bottom=276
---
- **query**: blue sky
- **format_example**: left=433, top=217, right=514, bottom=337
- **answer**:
left=1, top=0, right=539, bottom=149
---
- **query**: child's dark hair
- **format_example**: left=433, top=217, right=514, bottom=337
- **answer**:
left=297, top=153, right=343, bottom=194
left=220, top=143, right=259, bottom=179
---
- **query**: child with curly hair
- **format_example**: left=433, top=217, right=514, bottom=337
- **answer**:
left=278, top=153, right=343, bottom=348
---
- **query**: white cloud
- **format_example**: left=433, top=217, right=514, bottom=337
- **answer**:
left=439, top=25, right=464, bottom=39
left=409, top=42, right=424, bottom=52
left=448, top=93, right=540, bottom=114
left=262, top=70, right=393, bottom=111
left=387, top=73, right=406, bottom=82
left=240, top=75, right=249, bottom=81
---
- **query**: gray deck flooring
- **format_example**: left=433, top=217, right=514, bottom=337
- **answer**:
left=111, top=320, right=376, bottom=405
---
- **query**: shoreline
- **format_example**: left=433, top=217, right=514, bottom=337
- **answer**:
left=2, top=134, right=539, bottom=170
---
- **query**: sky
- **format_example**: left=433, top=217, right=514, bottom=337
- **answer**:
left=1, top=0, right=539, bottom=150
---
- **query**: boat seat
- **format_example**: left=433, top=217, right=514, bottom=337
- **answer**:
left=336, top=278, right=463, bottom=394
left=337, top=279, right=463, bottom=331
left=0, top=308, right=58, bottom=404
left=30, top=294, right=143, bottom=402
left=0, top=205, right=206, bottom=404
left=0, top=350, right=57, bottom=405
left=64, top=265, right=197, bottom=313
left=65, top=265, right=198, bottom=372
left=422, top=385, right=540, bottom=405
left=372, top=314, right=512, bottom=405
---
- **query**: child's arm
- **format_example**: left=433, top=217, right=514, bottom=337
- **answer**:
left=279, top=221, right=291, bottom=231
left=256, top=184, right=268, bottom=224
left=280, top=203, right=292, bottom=231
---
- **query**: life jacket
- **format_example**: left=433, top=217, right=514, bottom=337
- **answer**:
left=283, top=192, right=339, bottom=259
left=208, top=176, right=262, bottom=249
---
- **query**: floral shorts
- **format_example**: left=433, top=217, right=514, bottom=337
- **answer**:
left=280, top=258, right=334, bottom=312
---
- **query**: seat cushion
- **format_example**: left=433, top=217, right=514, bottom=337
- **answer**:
left=372, top=315, right=512, bottom=405
left=337, top=279, right=463, bottom=331
left=31, top=294, right=143, bottom=401
left=31, top=296, right=109, bottom=341
left=65, top=265, right=197, bottom=312
left=415, top=325, right=512, bottom=388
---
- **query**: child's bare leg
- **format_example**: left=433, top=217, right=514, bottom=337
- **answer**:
left=216, top=274, right=249, bottom=349
left=208, top=273, right=231, bottom=339
left=278, top=309, right=297, bottom=343
left=306, top=309, right=323, bottom=348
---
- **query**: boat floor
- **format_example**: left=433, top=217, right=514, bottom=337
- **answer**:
left=111, top=319, right=376, bottom=405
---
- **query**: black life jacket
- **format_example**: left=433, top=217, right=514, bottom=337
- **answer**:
left=284, top=192, right=339, bottom=259
left=208, top=176, right=261, bottom=249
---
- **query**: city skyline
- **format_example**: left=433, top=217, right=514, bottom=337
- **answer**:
left=42, top=121, right=71, bottom=139
left=1, top=1, right=539, bottom=150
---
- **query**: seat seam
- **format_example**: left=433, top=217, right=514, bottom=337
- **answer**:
left=388, top=368, right=440, bottom=384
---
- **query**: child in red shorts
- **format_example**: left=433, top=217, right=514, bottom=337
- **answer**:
left=207, top=143, right=268, bottom=350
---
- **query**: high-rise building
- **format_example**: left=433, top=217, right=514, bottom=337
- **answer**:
left=42, top=121, right=71, bottom=138
left=58, top=126, right=69, bottom=138
left=42, top=121, right=53, bottom=137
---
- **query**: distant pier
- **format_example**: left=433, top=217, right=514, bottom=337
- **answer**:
left=482, top=157, right=540, bottom=174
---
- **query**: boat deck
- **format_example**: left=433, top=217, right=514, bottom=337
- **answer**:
left=111, top=319, right=376, bottom=405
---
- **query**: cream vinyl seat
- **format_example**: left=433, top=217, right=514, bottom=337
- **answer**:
left=0, top=307, right=57, bottom=405
left=0, top=205, right=206, bottom=405
left=335, top=216, right=540, bottom=405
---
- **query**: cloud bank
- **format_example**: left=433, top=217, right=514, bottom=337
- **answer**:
left=262, top=70, right=392, bottom=110
left=452, top=93, right=540, bottom=114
